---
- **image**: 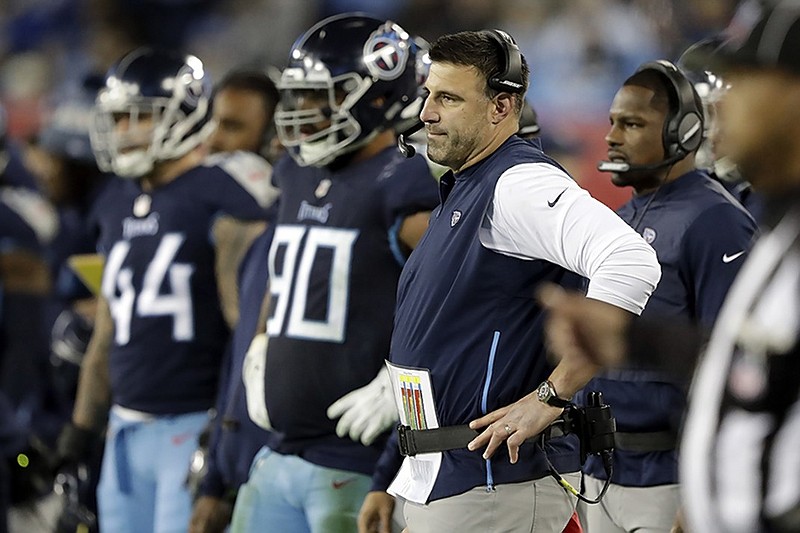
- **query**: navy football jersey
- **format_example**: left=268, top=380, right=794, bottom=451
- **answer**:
left=263, top=147, right=439, bottom=475
left=2, top=144, right=39, bottom=191
left=90, top=152, right=272, bottom=414
left=0, top=194, right=41, bottom=254
left=0, top=186, right=58, bottom=251
left=0, top=187, right=51, bottom=431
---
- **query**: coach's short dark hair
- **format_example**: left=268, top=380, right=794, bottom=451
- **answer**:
left=429, top=31, right=529, bottom=113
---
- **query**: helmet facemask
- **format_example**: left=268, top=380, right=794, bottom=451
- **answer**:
left=90, top=52, right=214, bottom=179
left=275, top=16, right=422, bottom=168
left=692, top=71, right=736, bottom=179
left=276, top=66, right=377, bottom=167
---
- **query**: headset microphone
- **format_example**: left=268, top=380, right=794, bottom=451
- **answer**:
left=597, top=153, right=684, bottom=174
left=397, top=119, right=424, bottom=158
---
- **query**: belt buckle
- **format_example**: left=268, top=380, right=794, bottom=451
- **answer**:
left=397, top=424, right=417, bottom=457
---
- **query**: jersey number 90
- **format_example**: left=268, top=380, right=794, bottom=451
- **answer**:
left=268, top=225, right=358, bottom=343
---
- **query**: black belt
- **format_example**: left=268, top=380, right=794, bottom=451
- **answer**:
left=396, top=422, right=576, bottom=457
left=397, top=424, right=479, bottom=456
left=397, top=426, right=674, bottom=455
left=613, top=430, right=677, bottom=452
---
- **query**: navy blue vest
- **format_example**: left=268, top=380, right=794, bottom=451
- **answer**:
left=391, top=136, right=581, bottom=501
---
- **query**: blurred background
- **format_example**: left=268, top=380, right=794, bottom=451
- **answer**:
left=0, top=0, right=753, bottom=208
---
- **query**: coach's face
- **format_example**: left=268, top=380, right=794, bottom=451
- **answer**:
left=604, top=83, right=668, bottom=193
left=717, top=69, right=800, bottom=193
left=420, top=62, right=494, bottom=172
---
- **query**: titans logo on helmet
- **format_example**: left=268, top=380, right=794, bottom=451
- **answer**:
left=363, top=22, right=410, bottom=81
left=177, top=59, right=207, bottom=106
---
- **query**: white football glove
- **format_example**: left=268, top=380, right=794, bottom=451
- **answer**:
left=242, top=333, right=272, bottom=430
left=326, top=366, right=398, bottom=446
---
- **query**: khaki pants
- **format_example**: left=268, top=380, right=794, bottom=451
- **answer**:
left=403, top=474, right=579, bottom=533
left=578, top=476, right=680, bottom=533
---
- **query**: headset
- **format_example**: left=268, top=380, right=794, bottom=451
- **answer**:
left=598, top=59, right=704, bottom=173
left=398, top=29, right=526, bottom=157
left=483, top=29, right=526, bottom=94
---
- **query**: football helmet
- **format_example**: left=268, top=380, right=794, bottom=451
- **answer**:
left=90, top=47, right=214, bottom=178
left=276, top=13, right=424, bottom=167
left=677, top=37, right=735, bottom=177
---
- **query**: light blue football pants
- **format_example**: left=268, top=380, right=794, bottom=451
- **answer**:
left=97, top=407, right=209, bottom=533
left=230, top=446, right=372, bottom=533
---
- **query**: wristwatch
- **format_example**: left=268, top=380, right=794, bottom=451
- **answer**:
left=535, top=380, right=570, bottom=408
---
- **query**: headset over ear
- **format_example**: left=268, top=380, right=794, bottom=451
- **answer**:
left=483, top=29, right=525, bottom=94
left=635, top=60, right=704, bottom=159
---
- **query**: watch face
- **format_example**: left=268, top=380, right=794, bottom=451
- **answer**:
left=537, top=382, right=550, bottom=402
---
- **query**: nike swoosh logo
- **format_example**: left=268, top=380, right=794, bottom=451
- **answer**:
left=548, top=188, right=568, bottom=208
left=171, top=432, right=194, bottom=446
left=722, top=251, right=745, bottom=263
left=332, top=478, right=357, bottom=490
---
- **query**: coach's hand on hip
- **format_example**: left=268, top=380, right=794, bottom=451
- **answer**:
left=467, top=395, right=564, bottom=463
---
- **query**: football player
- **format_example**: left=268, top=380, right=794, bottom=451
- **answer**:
left=189, top=69, right=279, bottom=533
left=229, top=13, right=439, bottom=533
left=20, top=81, right=108, bottom=533
left=57, top=48, right=276, bottom=533
left=0, top=162, right=55, bottom=532
left=582, top=60, right=757, bottom=533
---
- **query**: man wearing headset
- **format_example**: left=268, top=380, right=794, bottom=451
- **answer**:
left=580, top=61, right=758, bottom=533
left=538, top=3, right=800, bottom=530
left=360, top=30, right=661, bottom=533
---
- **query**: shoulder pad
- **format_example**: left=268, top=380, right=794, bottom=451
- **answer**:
left=0, top=187, right=58, bottom=244
left=203, top=151, right=280, bottom=207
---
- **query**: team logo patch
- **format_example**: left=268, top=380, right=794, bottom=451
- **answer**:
left=133, top=194, right=151, bottom=217
left=451, top=210, right=462, bottom=227
left=315, top=178, right=332, bottom=199
left=642, top=227, right=656, bottom=244
left=176, top=63, right=206, bottom=106
left=363, top=22, right=409, bottom=81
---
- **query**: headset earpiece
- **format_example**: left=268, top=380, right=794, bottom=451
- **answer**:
left=483, top=30, right=525, bottom=94
left=635, top=60, right=704, bottom=159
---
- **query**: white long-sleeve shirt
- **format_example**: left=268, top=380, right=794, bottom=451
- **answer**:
left=479, top=162, right=661, bottom=314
